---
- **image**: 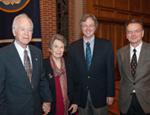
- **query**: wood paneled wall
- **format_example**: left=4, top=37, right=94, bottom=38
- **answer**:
left=86, top=0, right=150, bottom=80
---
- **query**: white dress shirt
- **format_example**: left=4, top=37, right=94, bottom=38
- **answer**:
left=14, top=40, right=32, bottom=67
left=130, top=42, right=142, bottom=63
left=83, top=35, right=95, bottom=59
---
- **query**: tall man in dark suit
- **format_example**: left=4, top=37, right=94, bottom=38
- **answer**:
left=69, top=14, right=115, bottom=115
left=0, top=13, right=53, bottom=115
left=117, top=19, right=150, bottom=115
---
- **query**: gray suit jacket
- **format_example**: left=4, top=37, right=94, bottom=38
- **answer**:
left=116, top=42, right=150, bottom=114
left=0, top=42, right=53, bottom=115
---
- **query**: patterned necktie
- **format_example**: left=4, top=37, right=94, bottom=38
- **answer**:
left=24, top=50, right=33, bottom=87
left=86, top=42, right=91, bottom=70
left=131, top=49, right=137, bottom=79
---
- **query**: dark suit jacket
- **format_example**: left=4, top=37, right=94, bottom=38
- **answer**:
left=43, top=56, right=81, bottom=115
left=69, top=36, right=115, bottom=108
left=116, top=42, right=150, bottom=114
left=0, top=42, right=53, bottom=115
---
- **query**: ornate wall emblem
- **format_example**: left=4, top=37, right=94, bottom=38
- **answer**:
left=0, top=0, right=30, bottom=12
left=0, top=0, right=21, bottom=5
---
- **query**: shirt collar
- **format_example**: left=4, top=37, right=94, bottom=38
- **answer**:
left=130, top=41, right=143, bottom=52
left=83, top=35, right=95, bottom=44
left=14, top=40, right=29, bottom=54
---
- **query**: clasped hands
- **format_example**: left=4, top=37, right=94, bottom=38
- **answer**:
left=42, top=103, right=78, bottom=115
left=42, top=102, right=51, bottom=115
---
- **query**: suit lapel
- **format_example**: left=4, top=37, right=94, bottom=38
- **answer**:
left=29, top=46, right=39, bottom=89
left=88, top=37, right=97, bottom=73
left=79, top=39, right=87, bottom=72
left=89, top=37, right=103, bottom=74
left=123, top=45, right=134, bottom=81
left=9, top=43, right=32, bottom=87
left=135, top=42, right=147, bottom=81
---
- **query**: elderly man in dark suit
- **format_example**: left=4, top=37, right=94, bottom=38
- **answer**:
left=0, top=13, right=53, bottom=115
left=69, top=14, right=115, bottom=115
left=117, top=19, right=150, bottom=115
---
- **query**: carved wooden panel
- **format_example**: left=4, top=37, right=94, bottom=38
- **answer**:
left=142, top=0, right=150, bottom=14
left=109, top=23, right=117, bottom=46
left=143, top=16, right=150, bottom=24
left=99, top=8, right=116, bottom=19
left=116, top=0, right=130, bottom=11
left=99, top=0, right=115, bottom=8
left=143, top=27, right=150, bottom=43
left=95, top=22, right=116, bottom=42
left=110, top=24, right=117, bottom=66
left=100, top=23, right=110, bottom=40
left=117, top=12, right=130, bottom=21
left=95, top=22, right=126, bottom=71
left=86, top=0, right=95, bottom=14
left=116, top=24, right=125, bottom=50
left=143, top=28, right=148, bottom=42
left=95, top=22, right=102, bottom=38
left=130, top=14, right=142, bottom=20
left=93, top=0, right=99, bottom=5
left=87, top=0, right=150, bottom=24
left=146, top=28, right=150, bottom=42
left=94, top=7, right=99, bottom=17
left=130, top=0, right=142, bottom=13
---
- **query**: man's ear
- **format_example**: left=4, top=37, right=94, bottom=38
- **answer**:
left=142, top=30, right=144, bottom=38
left=12, top=28, right=16, bottom=36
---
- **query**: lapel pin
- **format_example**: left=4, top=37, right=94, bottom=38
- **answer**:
left=49, top=73, right=53, bottom=79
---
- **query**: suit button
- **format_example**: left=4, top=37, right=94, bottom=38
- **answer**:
left=130, top=93, right=132, bottom=95
left=88, top=76, right=90, bottom=79
left=133, top=83, right=136, bottom=85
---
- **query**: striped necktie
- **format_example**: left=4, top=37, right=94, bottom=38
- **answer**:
left=24, top=50, right=33, bottom=87
left=86, top=42, right=91, bottom=70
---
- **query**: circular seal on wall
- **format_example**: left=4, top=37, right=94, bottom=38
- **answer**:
left=0, top=0, right=30, bottom=13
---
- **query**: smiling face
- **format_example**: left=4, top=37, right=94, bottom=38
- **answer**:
left=12, top=17, right=33, bottom=49
left=126, top=23, right=144, bottom=48
left=81, top=17, right=96, bottom=41
left=50, top=39, right=65, bottom=60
